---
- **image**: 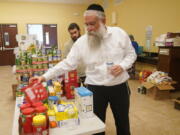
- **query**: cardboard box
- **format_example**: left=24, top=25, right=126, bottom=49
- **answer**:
left=142, top=82, right=175, bottom=100
left=173, top=98, right=180, bottom=110
left=75, top=87, right=94, bottom=118
left=12, top=84, right=18, bottom=100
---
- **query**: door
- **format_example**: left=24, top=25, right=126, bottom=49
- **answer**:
left=43, top=24, right=57, bottom=48
left=0, top=24, right=18, bottom=66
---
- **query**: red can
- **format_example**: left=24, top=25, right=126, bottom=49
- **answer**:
left=22, top=107, right=35, bottom=134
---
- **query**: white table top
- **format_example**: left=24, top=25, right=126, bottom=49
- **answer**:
left=12, top=97, right=105, bottom=135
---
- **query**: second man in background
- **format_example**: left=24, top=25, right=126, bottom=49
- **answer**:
left=62, top=23, right=86, bottom=86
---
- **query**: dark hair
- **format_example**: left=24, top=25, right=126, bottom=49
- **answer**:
left=87, top=4, right=104, bottom=12
left=129, top=34, right=135, bottom=41
left=68, top=23, right=80, bottom=31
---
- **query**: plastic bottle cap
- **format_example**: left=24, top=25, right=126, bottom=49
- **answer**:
left=22, top=107, right=35, bottom=115
left=20, top=103, right=31, bottom=111
left=48, top=96, right=59, bottom=101
left=33, top=115, right=46, bottom=125
left=32, top=102, right=43, bottom=108
left=35, top=106, right=47, bottom=113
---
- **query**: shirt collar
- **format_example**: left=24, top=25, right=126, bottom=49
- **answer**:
left=103, top=26, right=112, bottom=38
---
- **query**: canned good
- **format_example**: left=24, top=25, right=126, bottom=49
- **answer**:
left=57, top=50, right=61, bottom=55
left=48, top=56, right=53, bottom=62
left=33, top=72, right=39, bottom=77
left=16, top=65, right=20, bottom=70
left=32, top=57, right=38, bottom=62
left=33, top=65, right=38, bottom=70
left=22, top=108, right=35, bottom=134
left=38, top=57, right=43, bottom=62
left=52, top=56, right=57, bottom=61
left=48, top=64, right=54, bottom=68
left=39, top=71, right=44, bottom=75
left=32, top=115, right=48, bottom=135
left=21, top=59, right=26, bottom=65
left=43, top=64, right=48, bottom=69
left=57, top=55, right=61, bottom=61
left=22, top=73, right=29, bottom=83
left=38, top=64, right=43, bottom=69
left=43, top=56, right=48, bottom=61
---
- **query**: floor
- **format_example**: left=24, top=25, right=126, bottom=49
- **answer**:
left=0, top=64, right=180, bottom=135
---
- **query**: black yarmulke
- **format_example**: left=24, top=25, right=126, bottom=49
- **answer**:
left=87, top=4, right=104, bottom=12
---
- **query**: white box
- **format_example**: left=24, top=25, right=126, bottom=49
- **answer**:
left=58, top=118, right=80, bottom=129
left=75, top=87, right=94, bottom=118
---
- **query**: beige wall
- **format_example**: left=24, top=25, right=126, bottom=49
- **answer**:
left=0, top=1, right=90, bottom=49
left=106, top=0, right=180, bottom=52
left=1, top=0, right=179, bottom=52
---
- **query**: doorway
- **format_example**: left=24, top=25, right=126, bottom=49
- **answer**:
left=0, top=24, right=18, bottom=66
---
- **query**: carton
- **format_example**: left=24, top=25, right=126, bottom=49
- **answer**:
left=75, top=87, right=94, bottom=118
left=172, top=98, right=180, bottom=110
left=142, top=82, right=175, bottom=100
left=54, top=102, right=79, bottom=128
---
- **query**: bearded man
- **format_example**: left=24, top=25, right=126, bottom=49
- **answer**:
left=30, top=4, right=136, bottom=135
left=62, top=23, right=86, bottom=86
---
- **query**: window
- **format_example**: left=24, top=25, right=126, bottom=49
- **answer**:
left=27, top=24, right=43, bottom=45
left=27, top=24, right=58, bottom=48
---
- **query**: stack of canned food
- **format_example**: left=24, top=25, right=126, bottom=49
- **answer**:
left=15, top=48, right=61, bottom=84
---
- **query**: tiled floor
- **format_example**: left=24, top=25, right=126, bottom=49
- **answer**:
left=0, top=65, right=180, bottom=135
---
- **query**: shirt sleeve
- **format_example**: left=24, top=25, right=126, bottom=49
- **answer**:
left=43, top=44, right=80, bottom=81
left=62, top=41, right=72, bottom=59
left=119, top=32, right=137, bottom=70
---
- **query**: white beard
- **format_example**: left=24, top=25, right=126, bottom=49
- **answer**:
left=87, top=23, right=106, bottom=50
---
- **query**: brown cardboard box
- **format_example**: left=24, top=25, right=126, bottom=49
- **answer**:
left=12, top=84, right=18, bottom=100
left=172, top=98, right=180, bottom=110
left=142, top=82, right=175, bottom=100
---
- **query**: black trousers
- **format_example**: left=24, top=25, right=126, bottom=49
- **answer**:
left=79, top=76, right=86, bottom=87
left=87, top=82, right=131, bottom=135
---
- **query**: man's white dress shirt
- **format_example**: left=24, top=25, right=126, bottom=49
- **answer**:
left=43, top=26, right=137, bottom=86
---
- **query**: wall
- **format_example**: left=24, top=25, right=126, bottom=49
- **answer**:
left=105, top=0, right=180, bottom=52
left=0, top=1, right=94, bottom=49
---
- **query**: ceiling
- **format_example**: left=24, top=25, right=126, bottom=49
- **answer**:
left=0, top=0, right=100, bottom=4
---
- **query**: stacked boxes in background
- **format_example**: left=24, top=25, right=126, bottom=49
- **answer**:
left=75, top=87, right=94, bottom=118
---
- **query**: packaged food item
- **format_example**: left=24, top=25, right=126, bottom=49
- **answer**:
left=21, top=107, right=35, bottom=134
left=32, top=115, right=48, bottom=135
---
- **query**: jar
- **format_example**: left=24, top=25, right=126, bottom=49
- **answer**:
left=22, top=107, right=35, bottom=134
left=35, top=105, right=49, bottom=129
left=20, top=103, right=31, bottom=111
left=33, top=115, right=48, bottom=135
left=32, top=102, right=43, bottom=108
left=19, top=103, right=32, bottom=134
left=35, top=106, right=47, bottom=115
